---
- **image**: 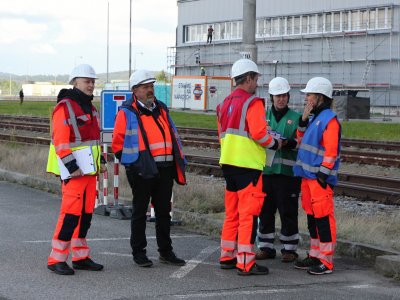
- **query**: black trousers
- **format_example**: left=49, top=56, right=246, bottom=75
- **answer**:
left=258, top=174, right=301, bottom=253
left=126, top=166, right=174, bottom=256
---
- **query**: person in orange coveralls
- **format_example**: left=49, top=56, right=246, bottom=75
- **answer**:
left=217, top=58, right=282, bottom=275
left=112, top=69, right=186, bottom=268
left=46, top=64, right=106, bottom=275
left=293, top=77, right=341, bottom=275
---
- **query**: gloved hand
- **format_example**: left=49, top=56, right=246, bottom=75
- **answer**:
left=282, top=137, right=297, bottom=150
left=316, top=171, right=328, bottom=189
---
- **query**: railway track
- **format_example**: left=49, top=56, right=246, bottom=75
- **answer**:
left=0, top=132, right=399, bottom=205
left=1, top=120, right=400, bottom=167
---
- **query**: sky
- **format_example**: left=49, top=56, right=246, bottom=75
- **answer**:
left=0, top=0, right=178, bottom=76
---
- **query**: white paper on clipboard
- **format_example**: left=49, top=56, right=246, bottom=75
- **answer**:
left=57, top=148, right=96, bottom=180
left=266, top=148, right=276, bottom=167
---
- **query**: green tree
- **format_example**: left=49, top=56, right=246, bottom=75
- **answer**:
left=155, top=70, right=169, bottom=83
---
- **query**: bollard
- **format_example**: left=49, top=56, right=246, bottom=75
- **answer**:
left=109, top=156, right=132, bottom=220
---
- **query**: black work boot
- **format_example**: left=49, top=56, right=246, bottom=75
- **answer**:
left=237, top=263, right=269, bottom=276
left=159, top=251, right=186, bottom=266
left=133, top=252, right=153, bottom=267
left=294, top=256, right=320, bottom=270
left=220, top=258, right=237, bottom=270
left=47, top=262, right=75, bottom=275
left=72, top=258, right=104, bottom=271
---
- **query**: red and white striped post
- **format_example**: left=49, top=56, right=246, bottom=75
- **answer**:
left=113, top=156, right=119, bottom=206
left=102, top=143, right=108, bottom=205
left=95, top=175, right=100, bottom=208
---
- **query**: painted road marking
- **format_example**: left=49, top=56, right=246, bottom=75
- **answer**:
left=23, top=234, right=200, bottom=243
left=170, top=245, right=219, bottom=279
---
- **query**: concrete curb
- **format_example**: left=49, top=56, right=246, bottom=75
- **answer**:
left=1, top=168, right=400, bottom=278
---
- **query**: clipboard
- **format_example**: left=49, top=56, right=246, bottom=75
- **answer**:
left=266, top=148, right=276, bottom=167
left=57, top=148, right=96, bottom=180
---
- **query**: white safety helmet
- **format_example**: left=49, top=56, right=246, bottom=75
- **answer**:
left=301, top=77, right=333, bottom=99
left=129, top=69, right=156, bottom=89
left=69, top=64, right=98, bottom=84
left=268, top=77, right=290, bottom=95
left=231, top=58, right=261, bottom=79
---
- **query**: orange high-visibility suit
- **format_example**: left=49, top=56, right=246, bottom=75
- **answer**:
left=295, top=107, right=341, bottom=270
left=217, top=88, right=278, bottom=272
left=47, top=89, right=101, bottom=265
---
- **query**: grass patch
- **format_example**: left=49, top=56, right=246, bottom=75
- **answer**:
left=169, top=111, right=217, bottom=129
left=341, top=121, right=400, bottom=141
left=0, top=101, right=100, bottom=117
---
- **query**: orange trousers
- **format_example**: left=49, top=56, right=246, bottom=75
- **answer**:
left=220, top=173, right=265, bottom=272
left=48, top=175, right=96, bottom=265
left=300, top=178, right=336, bottom=270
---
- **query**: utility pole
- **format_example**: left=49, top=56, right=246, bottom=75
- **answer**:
left=242, top=0, right=257, bottom=62
left=129, top=0, right=132, bottom=79
left=107, top=1, right=110, bottom=84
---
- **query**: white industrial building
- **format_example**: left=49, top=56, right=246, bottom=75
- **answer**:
left=169, top=0, right=400, bottom=117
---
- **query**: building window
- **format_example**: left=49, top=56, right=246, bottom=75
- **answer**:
left=333, top=12, right=341, bottom=32
left=293, top=16, right=301, bottom=34
left=182, top=6, right=391, bottom=44
left=310, top=14, right=318, bottom=33
left=286, top=17, right=292, bottom=35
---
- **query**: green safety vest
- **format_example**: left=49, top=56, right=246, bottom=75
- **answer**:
left=264, top=108, right=300, bottom=176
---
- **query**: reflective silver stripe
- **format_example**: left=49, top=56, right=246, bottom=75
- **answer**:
left=126, top=128, right=138, bottom=135
left=237, top=253, right=255, bottom=264
left=310, top=238, right=320, bottom=247
left=279, top=233, right=299, bottom=241
left=309, top=249, right=319, bottom=257
left=55, top=140, right=98, bottom=151
left=62, top=99, right=82, bottom=142
left=323, top=156, right=336, bottom=164
left=77, top=115, right=89, bottom=121
left=150, top=142, right=173, bottom=150
left=223, top=128, right=248, bottom=138
left=71, top=238, right=88, bottom=248
left=255, top=133, right=270, bottom=144
left=69, top=140, right=98, bottom=148
left=221, top=250, right=236, bottom=259
left=238, top=244, right=253, bottom=253
left=239, top=95, right=257, bottom=132
left=49, top=249, right=69, bottom=262
left=283, top=244, right=298, bottom=251
left=52, top=239, right=70, bottom=250
left=257, top=232, right=274, bottom=239
left=72, top=249, right=90, bottom=260
left=122, top=146, right=139, bottom=154
left=221, top=239, right=237, bottom=249
left=55, top=143, right=71, bottom=151
left=154, top=155, right=174, bottom=162
left=320, top=165, right=332, bottom=175
left=320, top=242, right=335, bottom=252
left=61, top=153, right=75, bottom=164
left=296, top=160, right=338, bottom=176
left=272, top=157, right=296, bottom=167
left=318, top=253, right=333, bottom=264
left=258, top=242, right=274, bottom=249
left=299, top=143, right=325, bottom=156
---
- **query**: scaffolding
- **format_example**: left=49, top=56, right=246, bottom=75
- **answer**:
left=169, top=3, right=400, bottom=117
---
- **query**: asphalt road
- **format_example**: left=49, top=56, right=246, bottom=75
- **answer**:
left=0, top=181, right=399, bottom=300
